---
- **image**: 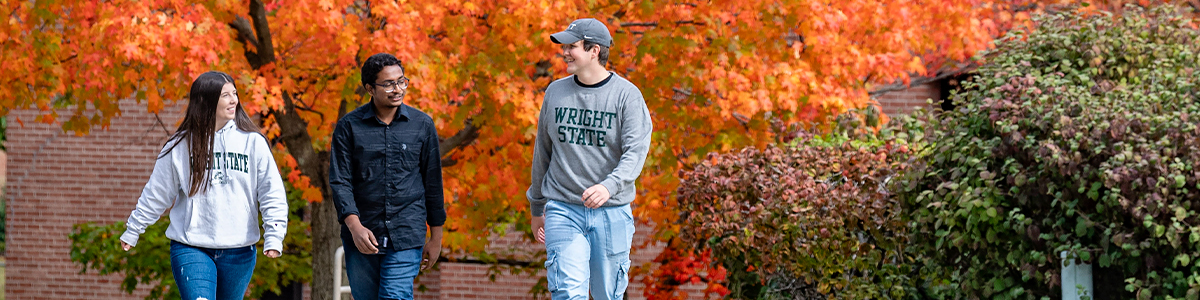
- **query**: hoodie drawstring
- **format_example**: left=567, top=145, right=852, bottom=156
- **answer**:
left=214, top=124, right=231, bottom=185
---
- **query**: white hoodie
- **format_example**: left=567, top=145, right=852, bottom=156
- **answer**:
left=120, top=120, right=289, bottom=254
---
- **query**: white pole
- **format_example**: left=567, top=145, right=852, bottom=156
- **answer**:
left=334, top=246, right=352, bottom=299
left=1061, top=251, right=1094, bottom=299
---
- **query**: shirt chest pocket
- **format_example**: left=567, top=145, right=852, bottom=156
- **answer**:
left=354, top=131, right=424, bottom=179
left=355, top=144, right=386, bottom=181
left=395, top=133, right=424, bottom=171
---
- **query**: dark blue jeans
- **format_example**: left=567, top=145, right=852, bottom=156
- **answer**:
left=342, top=236, right=423, bottom=300
left=170, top=241, right=257, bottom=300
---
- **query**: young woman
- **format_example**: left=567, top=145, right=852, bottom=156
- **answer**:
left=119, top=71, right=289, bottom=300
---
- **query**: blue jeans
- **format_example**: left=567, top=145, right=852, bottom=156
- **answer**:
left=170, top=241, right=257, bottom=300
left=543, top=200, right=635, bottom=300
left=342, top=236, right=423, bottom=300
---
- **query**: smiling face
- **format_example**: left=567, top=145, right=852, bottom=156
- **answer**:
left=214, top=82, right=238, bottom=127
left=561, top=40, right=596, bottom=75
left=369, top=65, right=407, bottom=109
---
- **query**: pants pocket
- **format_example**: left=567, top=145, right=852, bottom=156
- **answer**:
left=606, top=206, right=635, bottom=256
left=612, top=259, right=630, bottom=299
left=544, top=252, right=560, bottom=292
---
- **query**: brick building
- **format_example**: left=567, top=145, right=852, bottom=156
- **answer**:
left=3, top=84, right=940, bottom=299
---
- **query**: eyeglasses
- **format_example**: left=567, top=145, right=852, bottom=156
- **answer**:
left=372, top=76, right=410, bottom=93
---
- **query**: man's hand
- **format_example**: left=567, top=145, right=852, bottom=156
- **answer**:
left=422, top=226, right=443, bottom=270
left=345, top=215, right=379, bottom=254
left=265, top=250, right=281, bottom=258
left=532, top=216, right=545, bottom=244
left=120, top=241, right=132, bottom=252
left=582, top=184, right=611, bottom=208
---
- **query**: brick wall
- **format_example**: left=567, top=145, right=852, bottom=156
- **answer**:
left=5, top=99, right=184, bottom=299
left=4, top=85, right=936, bottom=299
left=876, top=83, right=940, bottom=116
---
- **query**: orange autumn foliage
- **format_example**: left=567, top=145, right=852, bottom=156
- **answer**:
left=10, top=0, right=1191, bottom=297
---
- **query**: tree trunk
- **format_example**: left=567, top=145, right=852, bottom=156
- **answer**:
left=275, top=92, right=336, bottom=300
left=231, top=2, right=342, bottom=298
left=229, top=3, right=484, bottom=298
left=259, top=282, right=304, bottom=300
left=310, top=198, right=340, bottom=300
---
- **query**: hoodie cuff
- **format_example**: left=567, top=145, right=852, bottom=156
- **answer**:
left=119, top=231, right=140, bottom=247
left=264, top=238, right=284, bottom=255
left=531, top=202, right=546, bottom=217
left=599, top=178, right=620, bottom=199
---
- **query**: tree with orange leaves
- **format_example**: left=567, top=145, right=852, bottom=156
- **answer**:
left=4, top=0, right=1156, bottom=298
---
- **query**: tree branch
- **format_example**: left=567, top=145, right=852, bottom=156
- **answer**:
left=228, top=16, right=260, bottom=62
left=292, top=102, right=321, bottom=115
left=275, top=93, right=326, bottom=187
left=1187, top=0, right=1200, bottom=12
left=153, top=113, right=170, bottom=134
left=732, top=112, right=750, bottom=128
left=438, top=119, right=481, bottom=167
left=249, top=0, right=275, bottom=64
left=230, top=0, right=276, bottom=69
left=229, top=17, right=256, bottom=46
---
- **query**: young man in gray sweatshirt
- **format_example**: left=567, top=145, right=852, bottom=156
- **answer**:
left=527, top=18, right=654, bottom=300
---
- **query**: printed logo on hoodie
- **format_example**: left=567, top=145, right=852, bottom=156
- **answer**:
left=210, top=152, right=250, bottom=173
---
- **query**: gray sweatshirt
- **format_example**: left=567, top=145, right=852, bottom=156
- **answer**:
left=528, top=72, right=653, bottom=216
left=120, top=120, right=289, bottom=253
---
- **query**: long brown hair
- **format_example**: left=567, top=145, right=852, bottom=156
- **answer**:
left=161, top=71, right=261, bottom=196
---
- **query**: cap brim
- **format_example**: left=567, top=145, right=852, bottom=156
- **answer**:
left=550, top=31, right=582, bottom=44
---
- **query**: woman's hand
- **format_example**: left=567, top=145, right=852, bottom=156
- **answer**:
left=265, top=250, right=281, bottom=258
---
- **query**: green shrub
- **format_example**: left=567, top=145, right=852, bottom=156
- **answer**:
left=69, top=178, right=312, bottom=300
left=899, top=5, right=1200, bottom=299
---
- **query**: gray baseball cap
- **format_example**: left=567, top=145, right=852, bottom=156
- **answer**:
left=550, top=18, right=613, bottom=47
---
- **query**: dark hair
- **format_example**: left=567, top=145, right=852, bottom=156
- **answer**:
left=361, top=53, right=405, bottom=88
left=161, top=71, right=261, bottom=197
left=583, top=41, right=610, bottom=66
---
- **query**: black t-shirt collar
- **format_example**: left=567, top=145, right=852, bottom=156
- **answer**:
left=573, top=72, right=614, bottom=88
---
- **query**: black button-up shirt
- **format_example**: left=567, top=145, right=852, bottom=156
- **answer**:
left=330, top=103, right=445, bottom=250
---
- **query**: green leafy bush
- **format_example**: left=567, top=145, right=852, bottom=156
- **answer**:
left=69, top=180, right=312, bottom=300
left=899, top=5, right=1200, bottom=299
left=675, top=110, right=920, bottom=299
